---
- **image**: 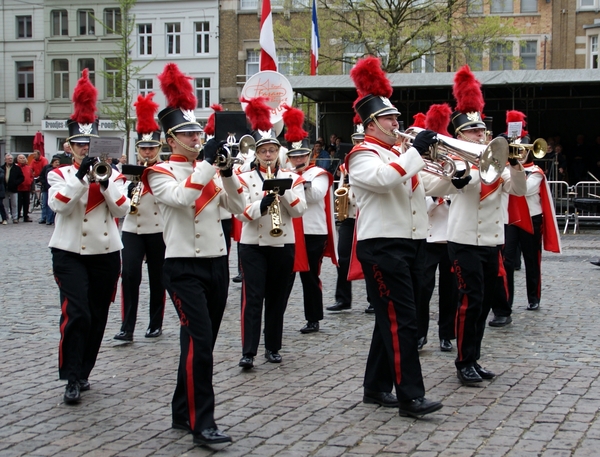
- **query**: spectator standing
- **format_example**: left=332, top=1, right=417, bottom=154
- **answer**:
left=1, top=154, right=24, bottom=223
left=38, top=156, right=60, bottom=225
left=30, top=150, right=48, bottom=179
left=57, top=142, right=74, bottom=166
left=0, top=167, right=6, bottom=224
left=17, top=154, right=34, bottom=222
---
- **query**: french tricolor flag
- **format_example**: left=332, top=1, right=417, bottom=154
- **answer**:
left=259, top=0, right=278, bottom=71
left=310, top=0, right=320, bottom=75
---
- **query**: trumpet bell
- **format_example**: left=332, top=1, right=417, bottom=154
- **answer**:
left=238, top=134, right=256, bottom=158
left=531, top=138, right=547, bottom=159
left=92, top=160, right=112, bottom=182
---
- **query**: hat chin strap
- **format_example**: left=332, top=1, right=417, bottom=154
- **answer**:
left=458, top=131, right=486, bottom=145
left=137, top=150, right=161, bottom=164
left=169, top=133, right=201, bottom=154
left=372, top=117, right=399, bottom=140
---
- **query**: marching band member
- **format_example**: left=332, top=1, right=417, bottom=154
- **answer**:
left=443, top=66, right=527, bottom=386
left=48, top=69, right=129, bottom=404
left=144, top=63, right=245, bottom=447
left=347, top=56, right=443, bottom=417
left=416, top=103, right=458, bottom=352
left=114, top=93, right=166, bottom=342
left=236, top=99, right=306, bottom=368
left=327, top=121, right=363, bottom=313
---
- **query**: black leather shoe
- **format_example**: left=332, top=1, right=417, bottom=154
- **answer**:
left=474, top=363, right=495, bottom=380
left=326, top=302, right=351, bottom=311
left=300, top=321, right=319, bottom=333
left=527, top=302, right=540, bottom=311
left=489, top=315, right=513, bottom=327
left=398, top=397, right=443, bottom=418
left=365, top=304, right=375, bottom=314
left=145, top=328, right=162, bottom=338
left=114, top=331, right=133, bottom=342
left=591, top=260, right=600, bottom=267
left=172, top=420, right=192, bottom=433
left=440, top=339, right=453, bottom=352
left=193, top=428, right=232, bottom=446
left=232, top=274, right=242, bottom=283
left=363, top=389, right=399, bottom=408
left=417, top=336, right=427, bottom=350
left=239, top=356, right=254, bottom=369
left=265, top=349, right=282, bottom=363
left=78, top=379, right=90, bottom=391
left=457, top=366, right=483, bottom=386
left=64, top=381, right=81, bottom=404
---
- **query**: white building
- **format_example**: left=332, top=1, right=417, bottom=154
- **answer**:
left=0, top=0, right=220, bottom=162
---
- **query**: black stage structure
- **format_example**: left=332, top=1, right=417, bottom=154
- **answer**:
left=289, top=69, right=600, bottom=148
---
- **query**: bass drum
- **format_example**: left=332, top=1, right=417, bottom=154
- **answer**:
left=240, top=71, right=294, bottom=126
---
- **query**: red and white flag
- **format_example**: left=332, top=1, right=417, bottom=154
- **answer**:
left=259, top=0, right=278, bottom=71
left=310, top=0, right=320, bottom=75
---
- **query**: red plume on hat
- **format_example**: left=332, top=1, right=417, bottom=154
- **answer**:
left=203, top=103, right=223, bottom=136
left=282, top=104, right=308, bottom=143
left=349, top=56, right=393, bottom=99
left=453, top=65, right=484, bottom=114
left=410, top=113, right=427, bottom=129
left=505, top=110, right=528, bottom=138
left=353, top=113, right=362, bottom=126
left=425, top=104, right=452, bottom=137
left=240, top=96, right=273, bottom=132
left=71, top=69, right=97, bottom=124
left=134, top=93, right=159, bottom=134
left=158, top=63, right=197, bottom=111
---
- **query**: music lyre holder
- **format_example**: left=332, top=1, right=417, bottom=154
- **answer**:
left=262, top=178, right=292, bottom=196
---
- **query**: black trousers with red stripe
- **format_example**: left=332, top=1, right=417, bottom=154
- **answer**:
left=287, top=234, right=327, bottom=322
left=239, top=243, right=295, bottom=357
left=448, top=242, right=499, bottom=369
left=52, top=248, right=120, bottom=383
left=357, top=237, right=426, bottom=402
left=417, top=242, right=458, bottom=341
left=120, top=231, right=166, bottom=334
left=504, top=215, right=543, bottom=307
left=163, top=256, right=229, bottom=433
left=334, top=218, right=355, bottom=306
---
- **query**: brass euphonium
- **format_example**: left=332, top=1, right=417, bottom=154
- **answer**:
left=334, top=184, right=350, bottom=222
left=129, top=159, right=147, bottom=215
left=265, top=162, right=284, bottom=237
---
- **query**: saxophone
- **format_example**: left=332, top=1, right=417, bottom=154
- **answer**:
left=334, top=183, right=350, bottom=222
left=266, top=162, right=283, bottom=237
left=129, top=159, right=147, bottom=215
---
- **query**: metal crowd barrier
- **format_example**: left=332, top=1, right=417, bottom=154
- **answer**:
left=569, top=181, right=600, bottom=233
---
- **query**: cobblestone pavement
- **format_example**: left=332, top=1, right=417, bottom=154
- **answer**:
left=1, top=210, right=599, bottom=456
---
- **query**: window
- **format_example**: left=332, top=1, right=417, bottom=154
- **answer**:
left=195, top=78, right=211, bottom=109
left=52, top=59, right=69, bottom=99
left=241, top=0, right=258, bottom=8
left=17, top=61, right=34, bottom=99
left=78, top=10, right=95, bottom=35
left=104, top=8, right=122, bottom=35
left=78, top=59, right=95, bottom=85
left=195, top=22, right=210, bottom=54
left=51, top=10, right=68, bottom=36
left=246, top=50, right=260, bottom=78
left=411, top=53, right=435, bottom=73
left=342, top=43, right=365, bottom=74
left=291, top=0, right=310, bottom=7
left=139, top=79, right=153, bottom=96
left=520, top=41, right=537, bottom=69
left=591, top=36, right=599, bottom=69
left=271, top=0, right=284, bottom=8
left=490, top=42, right=513, bottom=70
left=466, top=45, right=483, bottom=71
left=520, top=0, right=537, bottom=13
left=467, top=0, right=483, bottom=14
left=17, top=16, right=32, bottom=39
left=279, top=52, right=306, bottom=75
left=580, top=0, right=595, bottom=8
left=105, top=58, right=122, bottom=98
left=138, top=24, right=152, bottom=55
left=491, top=0, right=513, bottom=13
left=166, top=23, right=181, bottom=55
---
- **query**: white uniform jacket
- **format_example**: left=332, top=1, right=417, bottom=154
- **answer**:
left=48, top=164, right=129, bottom=255
left=236, top=166, right=306, bottom=246
left=145, top=155, right=245, bottom=259
left=435, top=164, right=527, bottom=246
left=122, top=182, right=164, bottom=235
left=426, top=196, right=450, bottom=243
left=298, top=165, right=330, bottom=235
left=523, top=163, right=543, bottom=216
left=346, top=135, right=428, bottom=241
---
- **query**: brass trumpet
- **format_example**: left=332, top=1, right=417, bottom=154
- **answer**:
left=508, top=138, right=547, bottom=161
left=334, top=184, right=350, bottom=222
left=88, top=157, right=113, bottom=182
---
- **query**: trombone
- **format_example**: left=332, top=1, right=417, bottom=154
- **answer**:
left=397, top=127, right=509, bottom=185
